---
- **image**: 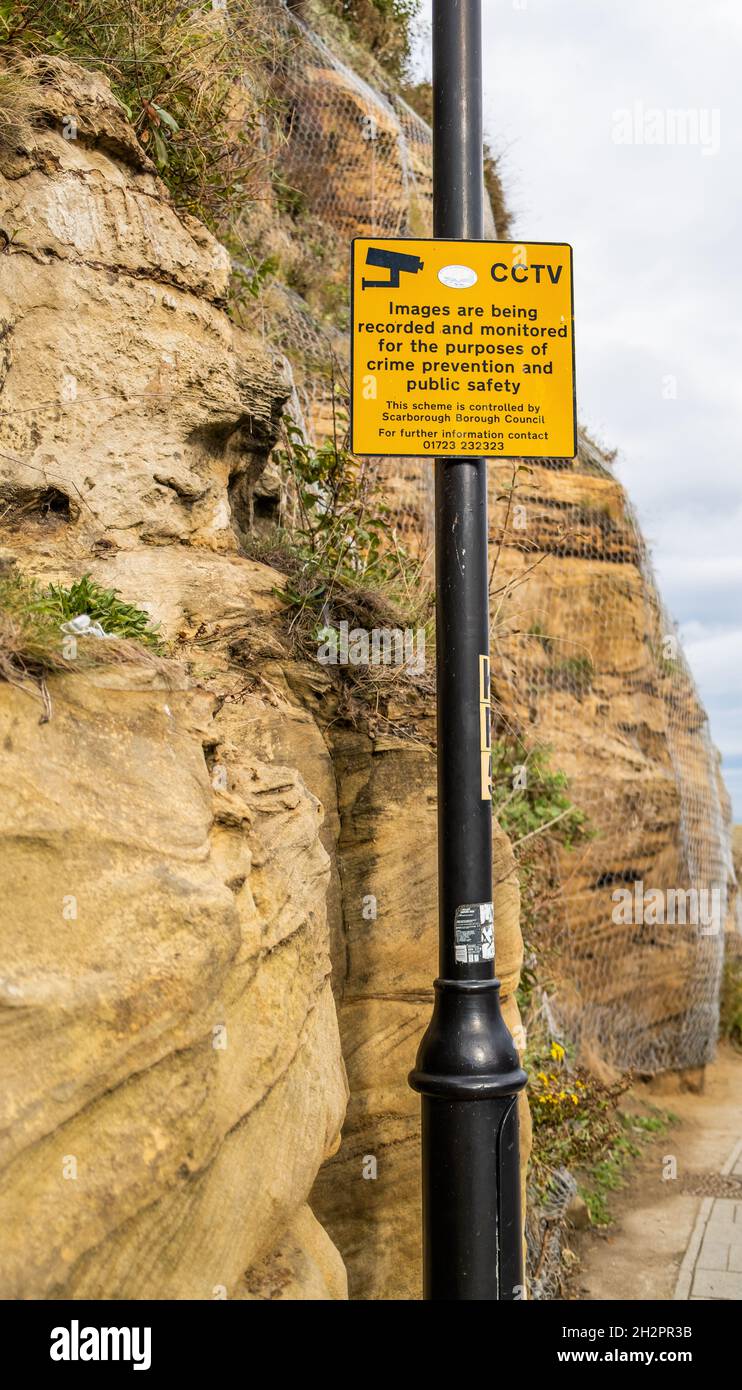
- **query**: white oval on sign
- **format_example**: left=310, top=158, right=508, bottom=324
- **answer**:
left=438, top=263, right=478, bottom=289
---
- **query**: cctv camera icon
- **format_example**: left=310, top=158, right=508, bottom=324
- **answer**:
left=362, top=246, right=424, bottom=289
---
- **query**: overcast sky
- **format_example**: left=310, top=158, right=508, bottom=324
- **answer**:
left=414, top=0, right=742, bottom=818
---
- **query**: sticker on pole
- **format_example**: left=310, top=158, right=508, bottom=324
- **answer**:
left=454, top=902, right=495, bottom=965
left=350, top=238, right=576, bottom=459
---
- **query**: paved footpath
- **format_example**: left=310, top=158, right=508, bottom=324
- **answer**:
left=573, top=1047, right=742, bottom=1300
left=675, top=1138, right=742, bottom=1300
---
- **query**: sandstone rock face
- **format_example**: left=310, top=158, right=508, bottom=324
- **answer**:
left=287, top=682, right=530, bottom=1301
left=276, top=11, right=497, bottom=245
left=0, top=645, right=347, bottom=1299
left=238, top=1204, right=348, bottom=1301
left=281, top=63, right=412, bottom=238
left=0, top=59, right=290, bottom=555
left=0, top=53, right=529, bottom=1303
left=0, top=58, right=347, bottom=1300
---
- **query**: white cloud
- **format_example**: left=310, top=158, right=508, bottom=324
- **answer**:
left=681, top=624, right=742, bottom=697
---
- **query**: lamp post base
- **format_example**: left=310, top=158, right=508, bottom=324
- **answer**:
left=409, top=977, right=527, bottom=1300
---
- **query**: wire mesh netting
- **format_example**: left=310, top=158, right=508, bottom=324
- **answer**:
left=488, top=449, right=735, bottom=1074
left=251, top=3, right=736, bottom=1080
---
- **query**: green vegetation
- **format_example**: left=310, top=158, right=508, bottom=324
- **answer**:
left=1, top=0, right=282, bottom=232
left=493, top=736, right=589, bottom=1025
left=527, top=620, right=554, bottom=653
left=37, top=574, right=160, bottom=647
left=0, top=569, right=161, bottom=687
left=528, top=1037, right=629, bottom=1182
left=328, top=0, right=422, bottom=79
left=720, top=955, right=742, bottom=1050
left=546, top=653, right=595, bottom=694
left=579, top=1112, right=675, bottom=1227
left=0, top=569, right=67, bottom=682
left=527, top=1030, right=674, bottom=1227
left=0, top=56, right=43, bottom=148
left=492, top=738, right=589, bottom=848
left=275, top=423, right=408, bottom=590
left=492, top=737, right=649, bottom=1235
left=251, top=421, right=432, bottom=671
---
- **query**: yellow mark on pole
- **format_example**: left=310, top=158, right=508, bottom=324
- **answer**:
left=479, top=654, right=492, bottom=800
left=351, top=238, right=576, bottom=459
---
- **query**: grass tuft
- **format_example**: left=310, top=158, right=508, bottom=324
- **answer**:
left=36, top=574, right=161, bottom=647
left=3, top=0, right=285, bottom=234
left=0, top=568, right=163, bottom=694
left=0, top=56, right=45, bottom=150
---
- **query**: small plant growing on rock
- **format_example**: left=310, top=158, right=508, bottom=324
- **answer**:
left=0, top=568, right=163, bottom=709
left=36, top=574, right=161, bottom=647
left=527, top=1028, right=634, bottom=1210
left=491, top=738, right=590, bottom=849
left=276, top=422, right=404, bottom=588
left=240, top=421, right=434, bottom=732
left=545, top=653, right=595, bottom=695
left=270, top=420, right=432, bottom=642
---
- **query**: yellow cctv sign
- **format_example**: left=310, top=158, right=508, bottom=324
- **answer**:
left=350, top=238, right=576, bottom=459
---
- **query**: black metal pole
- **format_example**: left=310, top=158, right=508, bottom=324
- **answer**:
left=409, top=0, right=527, bottom=1301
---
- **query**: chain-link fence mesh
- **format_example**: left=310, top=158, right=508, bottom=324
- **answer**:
left=488, top=450, right=735, bottom=1075
left=249, top=2, right=736, bottom=1080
